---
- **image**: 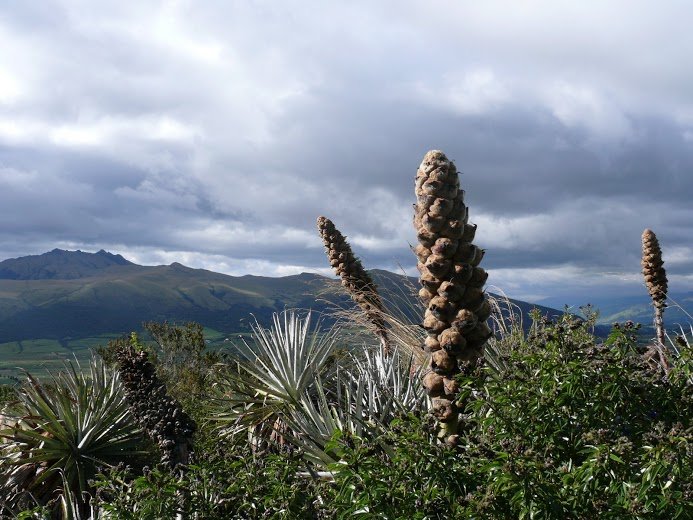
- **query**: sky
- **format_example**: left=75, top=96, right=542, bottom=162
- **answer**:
left=0, top=1, right=692, bottom=306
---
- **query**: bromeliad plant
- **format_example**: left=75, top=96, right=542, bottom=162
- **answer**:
left=642, top=228, right=671, bottom=371
left=212, top=310, right=340, bottom=448
left=0, top=356, right=146, bottom=517
left=114, top=333, right=196, bottom=470
left=211, top=310, right=427, bottom=468
left=281, top=347, right=427, bottom=467
left=314, top=150, right=493, bottom=443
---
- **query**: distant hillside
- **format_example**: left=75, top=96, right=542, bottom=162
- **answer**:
left=0, top=249, right=133, bottom=280
left=584, top=292, right=693, bottom=328
left=0, top=249, right=566, bottom=343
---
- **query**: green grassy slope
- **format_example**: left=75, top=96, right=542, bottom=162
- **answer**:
left=0, top=262, right=341, bottom=342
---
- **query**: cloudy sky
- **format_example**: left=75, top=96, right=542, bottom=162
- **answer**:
left=1, top=1, right=692, bottom=305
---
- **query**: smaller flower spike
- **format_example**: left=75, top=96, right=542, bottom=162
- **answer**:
left=642, top=229, right=668, bottom=312
left=317, top=216, right=390, bottom=354
left=115, top=334, right=196, bottom=469
left=641, top=229, right=669, bottom=362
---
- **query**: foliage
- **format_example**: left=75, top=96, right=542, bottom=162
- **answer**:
left=0, top=383, right=17, bottom=405
left=211, top=310, right=427, bottom=467
left=0, top=357, right=147, bottom=517
left=292, top=315, right=692, bottom=519
left=143, top=321, right=223, bottom=403
left=97, top=321, right=221, bottom=413
left=7, top=311, right=692, bottom=519
left=319, top=418, right=475, bottom=518
left=453, top=315, right=692, bottom=519
left=92, top=441, right=325, bottom=519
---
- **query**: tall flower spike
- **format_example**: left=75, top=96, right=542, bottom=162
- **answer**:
left=641, top=229, right=668, bottom=354
left=414, top=150, right=491, bottom=442
left=317, top=216, right=390, bottom=355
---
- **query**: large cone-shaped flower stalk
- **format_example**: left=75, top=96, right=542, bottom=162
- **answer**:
left=414, top=150, right=491, bottom=440
left=641, top=229, right=668, bottom=348
left=317, top=216, right=390, bottom=354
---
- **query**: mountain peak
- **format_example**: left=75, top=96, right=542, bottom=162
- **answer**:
left=0, top=249, right=135, bottom=280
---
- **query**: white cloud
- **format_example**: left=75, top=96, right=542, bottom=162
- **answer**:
left=544, top=82, right=633, bottom=143
left=415, top=69, right=509, bottom=115
left=0, top=69, right=22, bottom=104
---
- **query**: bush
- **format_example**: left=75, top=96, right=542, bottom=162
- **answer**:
left=318, top=315, right=692, bottom=519
left=456, top=315, right=692, bottom=519
left=8, top=315, right=689, bottom=518
left=93, top=440, right=325, bottom=519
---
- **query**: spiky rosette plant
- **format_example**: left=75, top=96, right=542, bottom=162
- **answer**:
left=114, top=333, right=196, bottom=470
left=641, top=229, right=670, bottom=369
left=0, top=357, right=144, bottom=517
left=413, top=150, right=491, bottom=441
left=317, top=216, right=391, bottom=354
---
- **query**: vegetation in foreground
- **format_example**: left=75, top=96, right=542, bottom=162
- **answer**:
left=1, top=306, right=690, bottom=518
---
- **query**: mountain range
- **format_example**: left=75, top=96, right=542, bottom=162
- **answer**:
left=0, top=249, right=569, bottom=344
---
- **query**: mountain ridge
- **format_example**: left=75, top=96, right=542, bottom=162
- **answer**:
left=0, top=248, right=133, bottom=280
left=0, top=249, right=581, bottom=343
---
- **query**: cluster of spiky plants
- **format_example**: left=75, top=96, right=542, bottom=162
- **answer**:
left=0, top=357, right=143, bottom=517
left=317, top=215, right=390, bottom=354
left=114, top=334, right=196, bottom=469
left=413, top=150, right=491, bottom=440
left=211, top=310, right=426, bottom=468
left=212, top=311, right=339, bottom=451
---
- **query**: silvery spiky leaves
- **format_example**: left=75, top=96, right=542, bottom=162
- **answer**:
left=211, top=310, right=426, bottom=469
left=114, top=335, right=196, bottom=470
left=0, top=357, right=143, bottom=516
left=317, top=216, right=390, bottom=354
left=414, top=150, right=491, bottom=439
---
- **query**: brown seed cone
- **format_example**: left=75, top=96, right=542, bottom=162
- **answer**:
left=443, top=377, right=459, bottom=397
left=114, top=339, right=195, bottom=469
left=424, top=335, right=441, bottom=352
left=414, top=150, right=490, bottom=429
left=641, top=229, right=668, bottom=310
left=431, top=349, right=457, bottom=375
left=317, top=216, right=390, bottom=354
left=641, top=229, right=669, bottom=362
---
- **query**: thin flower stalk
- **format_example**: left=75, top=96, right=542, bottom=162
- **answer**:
left=317, top=216, right=391, bottom=354
left=641, top=228, right=670, bottom=371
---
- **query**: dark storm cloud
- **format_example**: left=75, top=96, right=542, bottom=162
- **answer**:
left=0, top=1, right=691, bottom=299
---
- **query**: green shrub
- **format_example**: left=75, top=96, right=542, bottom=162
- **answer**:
left=93, top=441, right=325, bottom=519
left=0, top=383, right=16, bottom=405
left=322, top=419, right=478, bottom=518
left=316, top=316, right=692, bottom=519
